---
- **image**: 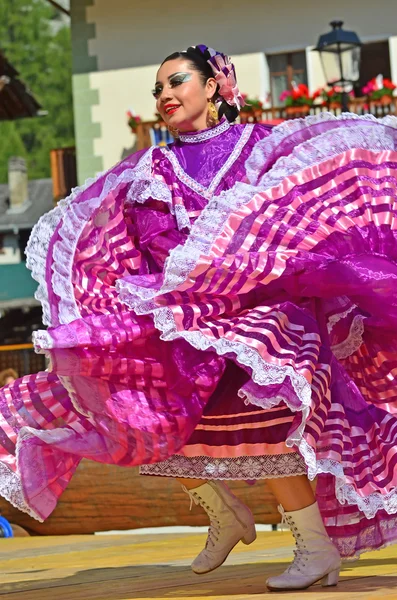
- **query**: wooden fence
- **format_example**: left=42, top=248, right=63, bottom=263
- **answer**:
left=0, top=462, right=282, bottom=535
left=0, top=343, right=45, bottom=376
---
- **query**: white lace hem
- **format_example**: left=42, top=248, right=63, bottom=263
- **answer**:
left=0, top=460, right=43, bottom=522
left=246, top=111, right=397, bottom=185
left=126, top=148, right=191, bottom=231
left=26, top=167, right=107, bottom=327
left=327, top=302, right=358, bottom=333
left=0, top=424, right=64, bottom=523
left=140, top=453, right=307, bottom=479
left=331, top=314, right=366, bottom=359
left=26, top=147, right=190, bottom=330
left=297, top=438, right=397, bottom=520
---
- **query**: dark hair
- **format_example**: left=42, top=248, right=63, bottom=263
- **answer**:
left=161, top=46, right=239, bottom=123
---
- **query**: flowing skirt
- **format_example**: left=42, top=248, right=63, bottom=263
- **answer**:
left=1, top=113, right=397, bottom=560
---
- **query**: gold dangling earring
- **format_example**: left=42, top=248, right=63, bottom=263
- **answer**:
left=207, top=101, right=219, bottom=127
left=167, top=124, right=179, bottom=138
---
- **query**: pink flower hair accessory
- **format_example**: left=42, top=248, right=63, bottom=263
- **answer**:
left=196, top=45, right=245, bottom=111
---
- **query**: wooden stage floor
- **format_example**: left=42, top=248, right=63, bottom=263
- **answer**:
left=0, top=530, right=396, bottom=599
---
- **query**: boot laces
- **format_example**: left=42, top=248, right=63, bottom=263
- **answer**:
left=281, top=511, right=309, bottom=573
left=182, top=486, right=221, bottom=548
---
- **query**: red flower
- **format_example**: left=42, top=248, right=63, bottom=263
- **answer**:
left=384, top=79, right=396, bottom=90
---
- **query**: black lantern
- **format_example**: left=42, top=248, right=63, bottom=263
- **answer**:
left=313, top=21, right=362, bottom=112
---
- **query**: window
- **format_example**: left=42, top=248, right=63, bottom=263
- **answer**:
left=267, top=51, right=308, bottom=106
left=357, top=41, right=391, bottom=95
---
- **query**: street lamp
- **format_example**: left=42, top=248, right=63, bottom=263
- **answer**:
left=313, top=20, right=362, bottom=112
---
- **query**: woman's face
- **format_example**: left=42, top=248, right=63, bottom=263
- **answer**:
left=154, top=58, right=217, bottom=132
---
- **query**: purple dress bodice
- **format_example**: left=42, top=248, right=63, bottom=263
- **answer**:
left=128, top=119, right=272, bottom=272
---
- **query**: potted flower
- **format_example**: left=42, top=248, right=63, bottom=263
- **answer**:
left=280, top=82, right=313, bottom=117
left=127, top=110, right=142, bottom=132
left=362, top=74, right=396, bottom=106
left=248, top=98, right=264, bottom=121
left=239, top=95, right=263, bottom=123
left=312, top=85, right=354, bottom=109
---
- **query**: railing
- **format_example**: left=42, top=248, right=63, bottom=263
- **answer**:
left=134, top=121, right=171, bottom=150
left=135, top=98, right=396, bottom=150
left=246, top=97, right=397, bottom=122
left=0, top=343, right=46, bottom=376
left=136, top=98, right=397, bottom=150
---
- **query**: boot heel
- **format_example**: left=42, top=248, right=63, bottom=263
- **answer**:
left=321, top=568, right=340, bottom=587
left=242, top=525, right=256, bottom=545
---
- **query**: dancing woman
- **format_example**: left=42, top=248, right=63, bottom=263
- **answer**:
left=1, top=44, right=397, bottom=592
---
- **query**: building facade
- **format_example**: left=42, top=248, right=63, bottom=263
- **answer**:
left=0, top=158, right=53, bottom=372
left=0, top=158, right=54, bottom=307
left=70, top=0, right=397, bottom=182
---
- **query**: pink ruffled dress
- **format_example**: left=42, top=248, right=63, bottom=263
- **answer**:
left=1, top=114, right=397, bottom=560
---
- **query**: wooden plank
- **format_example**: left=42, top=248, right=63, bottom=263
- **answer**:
left=0, top=343, right=33, bottom=352
left=0, top=461, right=280, bottom=535
left=0, top=532, right=396, bottom=599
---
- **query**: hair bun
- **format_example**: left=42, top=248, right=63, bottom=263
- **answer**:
left=218, top=101, right=239, bottom=123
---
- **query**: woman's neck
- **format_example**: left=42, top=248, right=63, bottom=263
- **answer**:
left=178, top=118, right=231, bottom=144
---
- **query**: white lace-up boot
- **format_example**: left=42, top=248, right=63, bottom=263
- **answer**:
left=183, top=481, right=256, bottom=574
left=266, top=502, right=341, bottom=591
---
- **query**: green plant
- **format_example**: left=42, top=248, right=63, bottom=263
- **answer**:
left=280, top=83, right=313, bottom=107
left=240, top=95, right=263, bottom=113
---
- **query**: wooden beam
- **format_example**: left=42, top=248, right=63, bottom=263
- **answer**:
left=46, top=0, right=70, bottom=16
left=0, top=343, right=33, bottom=352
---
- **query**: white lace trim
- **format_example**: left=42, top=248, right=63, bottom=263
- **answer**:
left=32, top=330, right=54, bottom=351
left=25, top=165, right=110, bottom=327
left=331, top=314, right=366, bottom=359
left=57, top=375, right=94, bottom=419
left=179, top=119, right=231, bottom=143
left=140, top=453, right=307, bottom=479
left=0, top=420, right=82, bottom=523
left=256, top=118, right=397, bottom=192
left=298, top=438, right=397, bottom=521
left=327, top=302, right=358, bottom=333
left=160, top=124, right=254, bottom=200
left=154, top=312, right=313, bottom=409
left=337, top=518, right=397, bottom=561
left=126, top=148, right=191, bottom=232
left=126, top=156, right=173, bottom=207
left=174, top=204, right=192, bottom=231
left=0, top=456, right=42, bottom=521
left=26, top=147, right=191, bottom=330
left=245, top=111, right=397, bottom=185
